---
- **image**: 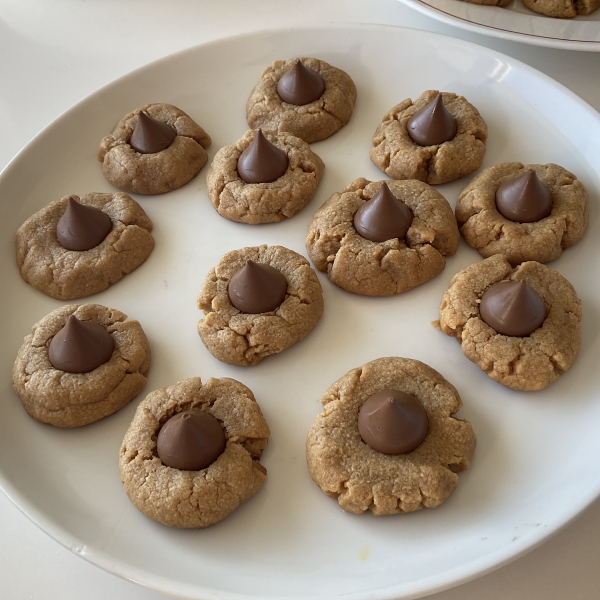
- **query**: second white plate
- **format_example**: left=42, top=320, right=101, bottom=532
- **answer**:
left=399, top=0, right=600, bottom=50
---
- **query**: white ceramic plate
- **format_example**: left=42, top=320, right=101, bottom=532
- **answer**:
left=1, top=24, right=600, bottom=600
left=399, top=0, right=600, bottom=50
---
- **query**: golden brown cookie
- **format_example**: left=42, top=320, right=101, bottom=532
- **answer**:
left=459, top=0, right=511, bottom=4
left=206, top=129, right=325, bottom=224
left=438, top=255, right=582, bottom=391
left=370, top=90, right=487, bottom=185
left=306, top=357, right=476, bottom=515
left=197, top=245, right=324, bottom=367
left=12, top=303, right=151, bottom=427
left=523, top=0, right=600, bottom=17
left=16, top=192, right=154, bottom=300
left=456, top=162, right=588, bottom=265
left=97, top=103, right=212, bottom=194
left=246, top=57, right=357, bottom=144
left=119, top=377, right=270, bottom=529
left=305, top=178, right=459, bottom=296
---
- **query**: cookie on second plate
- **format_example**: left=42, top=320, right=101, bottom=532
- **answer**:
left=120, top=376, right=270, bottom=528
left=438, top=255, right=582, bottom=391
left=370, top=90, right=487, bottom=184
left=98, top=103, right=212, bottom=194
left=305, top=178, right=459, bottom=296
left=456, top=162, right=588, bottom=265
left=12, top=303, right=151, bottom=427
left=522, top=0, right=600, bottom=17
left=306, top=356, right=476, bottom=515
left=197, top=245, right=323, bottom=366
left=206, top=129, right=325, bottom=224
left=16, top=192, right=154, bottom=300
left=459, top=0, right=511, bottom=4
left=246, top=57, right=357, bottom=144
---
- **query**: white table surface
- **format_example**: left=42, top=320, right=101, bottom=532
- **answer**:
left=2, top=1, right=600, bottom=598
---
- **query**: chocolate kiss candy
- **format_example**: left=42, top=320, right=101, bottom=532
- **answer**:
left=495, top=170, right=553, bottom=223
left=276, top=58, right=325, bottom=106
left=480, top=279, right=546, bottom=337
left=237, top=130, right=289, bottom=184
left=157, top=410, right=226, bottom=471
left=407, top=93, right=457, bottom=147
left=48, top=315, right=114, bottom=373
left=353, top=182, right=413, bottom=243
left=129, top=110, right=177, bottom=154
left=358, top=389, right=429, bottom=455
left=228, top=260, right=288, bottom=314
left=56, top=196, right=112, bottom=251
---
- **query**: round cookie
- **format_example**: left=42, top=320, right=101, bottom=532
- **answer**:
left=16, top=192, right=154, bottom=300
left=197, top=245, right=324, bottom=367
left=370, top=90, right=487, bottom=185
left=523, top=0, right=600, bottom=17
left=12, top=303, right=151, bottom=427
left=305, top=178, right=460, bottom=296
left=246, top=57, right=357, bottom=144
left=206, top=129, right=325, bottom=224
left=306, top=357, right=476, bottom=515
left=119, top=376, right=270, bottom=529
left=438, top=254, right=582, bottom=391
left=456, top=162, right=589, bottom=265
left=459, top=0, right=511, bottom=4
left=97, top=103, right=212, bottom=194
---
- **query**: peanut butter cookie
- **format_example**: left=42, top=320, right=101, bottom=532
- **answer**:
left=459, top=0, right=511, bottom=4
left=98, top=103, right=211, bottom=194
left=246, top=57, right=357, bottom=144
left=197, top=245, right=324, bottom=366
left=119, top=377, right=270, bottom=528
left=306, top=357, right=476, bottom=515
left=16, top=192, right=154, bottom=300
left=456, top=162, right=588, bottom=265
left=523, top=0, right=600, bottom=17
left=206, top=129, right=325, bottom=224
left=370, top=90, right=487, bottom=185
left=305, top=178, right=459, bottom=296
left=12, top=303, right=151, bottom=427
left=438, top=255, right=582, bottom=391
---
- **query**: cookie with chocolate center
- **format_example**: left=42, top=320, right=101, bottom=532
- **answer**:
left=12, top=303, right=151, bottom=427
left=370, top=90, right=487, bottom=185
left=16, top=192, right=154, bottom=300
left=246, top=57, right=357, bottom=144
left=98, top=103, right=211, bottom=194
left=120, top=376, right=270, bottom=528
left=456, top=162, right=588, bottom=265
left=306, top=357, right=476, bottom=515
left=437, top=255, right=582, bottom=391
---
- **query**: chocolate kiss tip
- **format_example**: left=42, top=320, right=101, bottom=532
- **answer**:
left=237, top=130, right=289, bottom=184
left=277, top=59, right=325, bottom=106
left=56, top=196, right=112, bottom=251
left=48, top=315, right=114, bottom=374
left=129, top=110, right=177, bottom=154
left=353, top=182, right=413, bottom=243
left=495, top=170, right=553, bottom=223
left=228, top=259, right=288, bottom=314
left=479, top=279, right=546, bottom=337
left=407, top=93, right=457, bottom=147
